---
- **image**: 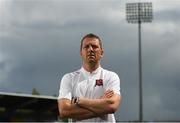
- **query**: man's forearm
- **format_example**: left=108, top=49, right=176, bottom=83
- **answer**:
left=58, top=99, right=98, bottom=120
left=77, top=94, right=120, bottom=115
left=77, top=98, right=112, bottom=115
left=61, top=108, right=97, bottom=120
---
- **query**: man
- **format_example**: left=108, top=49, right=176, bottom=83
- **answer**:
left=58, top=33, right=121, bottom=122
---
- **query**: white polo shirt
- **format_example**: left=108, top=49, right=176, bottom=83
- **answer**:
left=58, top=66, right=121, bottom=122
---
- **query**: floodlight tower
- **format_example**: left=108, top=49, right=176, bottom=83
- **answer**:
left=126, top=2, right=153, bottom=122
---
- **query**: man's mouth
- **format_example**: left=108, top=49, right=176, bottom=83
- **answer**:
left=88, top=54, right=95, bottom=56
left=88, top=54, right=95, bottom=58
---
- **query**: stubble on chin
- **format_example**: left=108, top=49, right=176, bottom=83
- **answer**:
left=87, top=58, right=96, bottom=66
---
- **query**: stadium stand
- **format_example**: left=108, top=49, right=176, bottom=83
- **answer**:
left=0, top=91, right=59, bottom=121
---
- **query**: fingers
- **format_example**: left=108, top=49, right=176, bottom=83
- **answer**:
left=105, top=90, right=114, bottom=98
left=101, top=90, right=114, bottom=99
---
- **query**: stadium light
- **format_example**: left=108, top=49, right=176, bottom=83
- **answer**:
left=126, top=2, right=153, bottom=122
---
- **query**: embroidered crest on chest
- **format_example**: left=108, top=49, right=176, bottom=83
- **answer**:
left=95, top=79, right=103, bottom=87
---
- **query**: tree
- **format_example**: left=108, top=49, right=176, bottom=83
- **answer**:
left=32, top=88, right=40, bottom=95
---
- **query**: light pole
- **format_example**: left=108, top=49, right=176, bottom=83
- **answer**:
left=126, top=2, right=153, bottom=122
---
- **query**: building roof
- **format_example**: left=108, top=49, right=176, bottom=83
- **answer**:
left=0, top=91, right=59, bottom=121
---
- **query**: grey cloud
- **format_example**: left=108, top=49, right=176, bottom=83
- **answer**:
left=0, top=0, right=180, bottom=121
left=155, top=10, right=180, bottom=23
left=1, top=0, right=123, bottom=27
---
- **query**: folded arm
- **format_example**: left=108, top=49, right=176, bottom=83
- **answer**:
left=58, top=98, right=97, bottom=120
left=77, top=91, right=121, bottom=115
left=58, top=90, right=121, bottom=120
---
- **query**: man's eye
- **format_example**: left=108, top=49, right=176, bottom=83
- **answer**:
left=92, top=45, right=98, bottom=49
left=83, top=46, right=88, bottom=49
left=83, top=45, right=99, bottom=49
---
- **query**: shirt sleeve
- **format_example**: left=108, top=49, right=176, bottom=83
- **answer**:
left=105, top=72, right=121, bottom=95
left=58, top=74, right=72, bottom=100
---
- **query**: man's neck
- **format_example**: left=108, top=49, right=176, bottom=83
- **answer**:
left=82, top=63, right=100, bottom=73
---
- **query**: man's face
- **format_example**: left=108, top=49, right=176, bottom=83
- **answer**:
left=80, top=37, right=103, bottom=64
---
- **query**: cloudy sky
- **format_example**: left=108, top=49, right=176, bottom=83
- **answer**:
left=0, top=0, right=180, bottom=121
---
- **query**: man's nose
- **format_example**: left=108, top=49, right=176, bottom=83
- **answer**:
left=88, top=45, right=93, bottom=51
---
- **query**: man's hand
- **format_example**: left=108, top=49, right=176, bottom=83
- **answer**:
left=101, top=89, right=114, bottom=99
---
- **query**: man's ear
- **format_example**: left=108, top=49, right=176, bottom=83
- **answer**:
left=80, top=51, right=82, bottom=57
left=101, top=50, right=104, bottom=57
